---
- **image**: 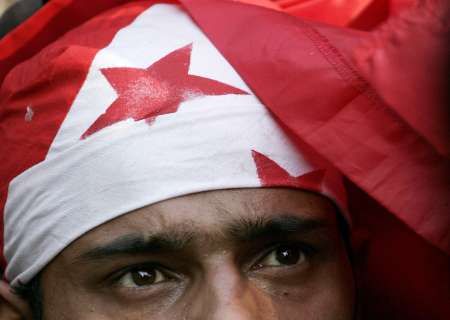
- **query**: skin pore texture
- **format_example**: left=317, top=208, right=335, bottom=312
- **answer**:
left=34, top=188, right=354, bottom=319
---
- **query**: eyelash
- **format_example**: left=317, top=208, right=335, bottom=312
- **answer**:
left=109, top=263, right=175, bottom=286
left=106, top=241, right=317, bottom=288
left=257, top=241, right=317, bottom=261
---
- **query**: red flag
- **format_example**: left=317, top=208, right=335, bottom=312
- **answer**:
left=0, top=0, right=448, bottom=318
left=180, top=0, right=450, bottom=318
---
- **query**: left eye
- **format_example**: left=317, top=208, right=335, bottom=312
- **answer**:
left=257, top=245, right=307, bottom=268
left=117, top=267, right=167, bottom=288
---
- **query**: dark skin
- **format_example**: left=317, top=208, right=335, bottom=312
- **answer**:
left=2, top=188, right=355, bottom=319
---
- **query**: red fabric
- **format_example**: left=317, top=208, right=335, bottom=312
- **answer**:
left=0, top=0, right=159, bottom=269
left=271, top=0, right=415, bottom=30
left=180, top=0, right=449, bottom=254
left=238, top=0, right=280, bottom=10
left=275, top=0, right=381, bottom=28
left=0, top=0, right=158, bottom=86
left=252, top=150, right=325, bottom=192
left=354, top=0, right=450, bottom=157
left=180, top=0, right=450, bottom=318
left=0, top=0, right=448, bottom=318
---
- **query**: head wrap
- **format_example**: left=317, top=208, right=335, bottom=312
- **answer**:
left=0, top=1, right=346, bottom=288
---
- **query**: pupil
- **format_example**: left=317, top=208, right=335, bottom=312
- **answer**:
left=132, top=269, right=156, bottom=286
left=275, top=245, right=300, bottom=265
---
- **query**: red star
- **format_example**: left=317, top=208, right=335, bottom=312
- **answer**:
left=252, top=150, right=325, bottom=192
left=82, top=44, right=248, bottom=138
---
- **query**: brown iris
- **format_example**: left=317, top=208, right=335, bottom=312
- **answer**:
left=131, top=269, right=157, bottom=286
left=275, top=245, right=300, bottom=265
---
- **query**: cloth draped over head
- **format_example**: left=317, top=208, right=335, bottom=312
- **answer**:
left=0, top=0, right=448, bottom=319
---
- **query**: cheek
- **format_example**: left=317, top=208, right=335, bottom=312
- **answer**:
left=42, top=279, right=102, bottom=320
left=41, top=272, right=172, bottom=320
left=270, top=288, right=354, bottom=320
left=41, top=261, right=185, bottom=319
left=43, top=289, right=178, bottom=320
left=255, top=257, right=355, bottom=319
left=41, top=266, right=354, bottom=320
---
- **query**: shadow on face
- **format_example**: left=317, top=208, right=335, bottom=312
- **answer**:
left=40, top=188, right=355, bottom=319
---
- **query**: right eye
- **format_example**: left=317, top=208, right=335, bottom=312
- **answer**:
left=258, top=244, right=306, bottom=267
left=116, top=267, right=168, bottom=288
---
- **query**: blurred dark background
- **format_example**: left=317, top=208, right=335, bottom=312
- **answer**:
left=0, top=0, right=48, bottom=38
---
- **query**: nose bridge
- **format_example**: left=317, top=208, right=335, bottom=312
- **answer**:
left=188, top=260, right=275, bottom=320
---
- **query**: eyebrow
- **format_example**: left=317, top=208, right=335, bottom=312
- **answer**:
left=226, top=215, right=329, bottom=242
left=75, top=231, right=193, bottom=263
left=75, top=215, right=329, bottom=263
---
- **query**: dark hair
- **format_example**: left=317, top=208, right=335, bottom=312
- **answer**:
left=13, top=275, right=43, bottom=320
left=336, top=211, right=353, bottom=261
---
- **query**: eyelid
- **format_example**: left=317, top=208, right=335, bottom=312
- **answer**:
left=117, top=268, right=166, bottom=288
left=250, top=241, right=317, bottom=270
left=108, top=262, right=178, bottom=286
left=103, top=263, right=184, bottom=300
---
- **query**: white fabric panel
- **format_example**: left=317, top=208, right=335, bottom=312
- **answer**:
left=4, top=4, right=313, bottom=287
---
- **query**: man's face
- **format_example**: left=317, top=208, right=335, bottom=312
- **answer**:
left=40, top=188, right=354, bottom=319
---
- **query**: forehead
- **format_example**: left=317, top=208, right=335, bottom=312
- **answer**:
left=71, top=188, right=338, bottom=250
